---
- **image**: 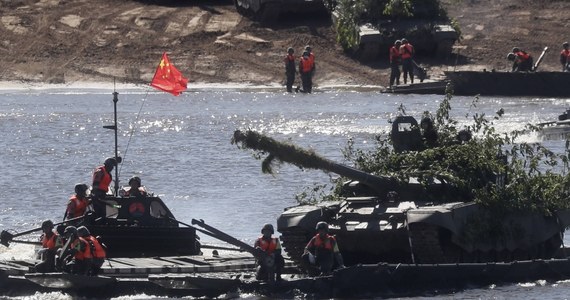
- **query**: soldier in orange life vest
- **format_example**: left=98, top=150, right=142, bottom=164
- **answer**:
left=120, top=176, right=148, bottom=197
left=77, top=226, right=106, bottom=275
left=399, top=38, right=415, bottom=84
left=508, top=47, right=534, bottom=72
left=91, top=157, right=120, bottom=217
left=561, top=42, right=570, bottom=72
left=304, top=45, right=316, bottom=77
left=284, top=47, right=296, bottom=93
left=303, top=221, right=344, bottom=276
left=64, top=183, right=91, bottom=220
left=299, top=51, right=314, bottom=93
left=389, top=40, right=402, bottom=87
left=33, top=220, right=63, bottom=273
left=60, top=226, right=93, bottom=275
left=254, top=223, right=284, bottom=282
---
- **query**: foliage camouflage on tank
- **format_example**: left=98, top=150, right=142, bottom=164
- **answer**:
left=232, top=90, right=570, bottom=270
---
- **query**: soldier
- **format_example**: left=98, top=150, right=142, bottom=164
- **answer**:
left=299, top=51, right=315, bottom=93
left=33, top=220, right=63, bottom=273
left=508, top=47, right=534, bottom=72
left=60, top=226, right=93, bottom=275
left=400, top=38, right=415, bottom=84
left=303, top=221, right=344, bottom=276
left=389, top=40, right=402, bottom=87
left=77, top=226, right=107, bottom=275
left=91, top=157, right=121, bottom=217
left=284, top=47, right=296, bottom=93
left=64, top=183, right=91, bottom=220
left=253, top=223, right=284, bottom=282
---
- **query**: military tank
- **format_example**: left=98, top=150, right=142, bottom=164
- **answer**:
left=232, top=116, right=570, bottom=270
left=233, top=0, right=328, bottom=24
left=334, top=0, right=458, bottom=60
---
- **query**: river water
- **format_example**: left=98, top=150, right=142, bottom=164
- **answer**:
left=0, top=84, right=569, bottom=299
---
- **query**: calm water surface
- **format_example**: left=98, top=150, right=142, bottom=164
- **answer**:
left=0, top=86, right=570, bottom=299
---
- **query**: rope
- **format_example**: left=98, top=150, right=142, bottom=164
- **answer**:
left=117, top=85, right=151, bottom=179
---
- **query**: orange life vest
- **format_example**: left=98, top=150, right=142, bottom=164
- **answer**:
left=93, top=165, right=112, bottom=192
left=400, top=44, right=413, bottom=59
left=256, top=237, right=278, bottom=255
left=390, top=46, right=401, bottom=63
left=515, top=50, right=530, bottom=61
left=66, top=195, right=89, bottom=219
left=284, top=54, right=295, bottom=64
left=300, top=57, right=314, bottom=73
left=72, top=237, right=93, bottom=260
left=310, top=234, right=336, bottom=251
left=41, top=232, right=60, bottom=250
left=308, top=52, right=315, bottom=66
left=86, top=235, right=106, bottom=259
left=561, top=49, right=570, bottom=60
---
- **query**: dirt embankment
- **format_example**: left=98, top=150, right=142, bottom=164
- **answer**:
left=0, top=0, right=568, bottom=88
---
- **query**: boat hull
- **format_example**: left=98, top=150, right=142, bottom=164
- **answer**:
left=444, top=71, right=570, bottom=97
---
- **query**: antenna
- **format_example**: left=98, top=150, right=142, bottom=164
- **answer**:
left=103, top=78, right=120, bottom=196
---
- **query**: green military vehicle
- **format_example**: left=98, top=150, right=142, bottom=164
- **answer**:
left=233, top=0, right=328, bottom=24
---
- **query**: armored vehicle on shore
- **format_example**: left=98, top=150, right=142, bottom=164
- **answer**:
left=333, top=0, right=458, bottom=60
left=234, top=0, right=328, bottom=24
left=232, top=115, right=570, bottom=270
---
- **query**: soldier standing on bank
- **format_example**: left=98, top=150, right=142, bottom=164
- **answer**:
left=389, top=40, right=402, bottom=87
left=400, top=38, right=415, bottom=84
left=299, top=51, right=314, bottom=93
left=284, top=47, right=296, bottom=93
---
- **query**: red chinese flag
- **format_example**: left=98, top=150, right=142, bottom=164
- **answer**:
left=150, top=52, right=188, bottom=96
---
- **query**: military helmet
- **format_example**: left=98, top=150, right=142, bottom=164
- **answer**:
left=507, top=53, right=516, bottom=61
left=395, top=40, right=401, bottom=45
left=401, top=38, right=408, bottom=43
left=563, top=42, right=569, bottom=48
left=420, top=117, right=434, bottom=129
left=104, top=157, right=117, bottom=167
left=261, top=223, right=274, bottom=234
left=287, top=47, right=294, bottom=53
left=41, top=220, right=54, bottom=229
left=512, top=47, right=520, bottom=53
left=77, top=226, right=90, bottom=237
left=129, top=176, right=141, bottom=186
left=56, top=224, right=66, bottom=235
left=64, top=226, right=77, bottom=237
left=74, top=183, right=89, bottom=195
left=316, top=221, right=329, bottom=231
left=305, top=45, right=312, bottom=51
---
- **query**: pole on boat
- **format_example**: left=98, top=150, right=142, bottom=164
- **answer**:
left=191, top=218, right=266, bottom=259
left=0, top=214, right=88, bottom=247
left=112, top=90, right=119, bottom=196
left=103, top=84, right=120, bottom=196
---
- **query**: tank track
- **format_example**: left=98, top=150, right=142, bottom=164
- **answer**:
left=279, top=228, right=312, bottom=268
left=409, top=223, right=564, bottom=264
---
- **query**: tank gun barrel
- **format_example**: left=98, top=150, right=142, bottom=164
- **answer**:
left=232, top=130, right=397, bottom=196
